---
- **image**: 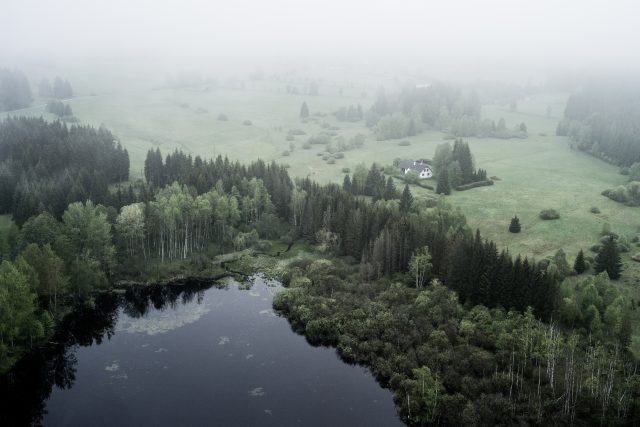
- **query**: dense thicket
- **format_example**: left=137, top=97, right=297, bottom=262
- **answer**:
left=0, top=69, right=32, bottom=112
left=275, top=262, right=638, bottom=426
left=558, top=83, right=640, bottom=165
left=0, top=117, right=129, bottom=224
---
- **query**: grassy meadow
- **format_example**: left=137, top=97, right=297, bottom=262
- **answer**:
left=3, top=84, right=640, bottom=264
left=3, top=83, right=640, bottom=355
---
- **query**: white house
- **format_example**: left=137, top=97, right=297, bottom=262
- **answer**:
left=398, top=160, right=433, bottom=179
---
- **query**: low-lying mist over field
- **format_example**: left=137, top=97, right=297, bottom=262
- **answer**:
left=2, top=1, right=640, bottom=426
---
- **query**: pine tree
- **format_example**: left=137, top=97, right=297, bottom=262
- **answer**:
left=343, top=174, right=352, bottom=193
left=436, top=169, right=451, bottom=195
left=595, top=236, right=623, bottom=279
left=300, top=102, right=309, bottom=118
left=399, top=185, right=413, bottom=213
left=574, top=249, right=586, bottom=274
left=383, top=176, right=397, bottom=200
left=509, top=216, right=521, bottom=233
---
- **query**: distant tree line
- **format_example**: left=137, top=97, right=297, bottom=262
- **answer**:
left=45, top=100, right=73, bottom=118
left=0, top=69, right=32, bottom=112
left=367, top=83, right=527, bottom=140
left=38, top=77, right=74, bottom=100
left=557, top=82, right=640, bottom=166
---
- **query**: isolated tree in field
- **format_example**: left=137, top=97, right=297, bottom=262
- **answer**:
left=595, top=236, right=623, bottom=279
left=509, top=216, right=521, bottom=233
left=409, top=246, right=432, bottom=288
left=574, top=249, right=586, bottom=274
left=300, top=102, right=309, bottom=118
left=399, top=185, right=413, bottom=213
left=436, top=169, right=451, bottom=195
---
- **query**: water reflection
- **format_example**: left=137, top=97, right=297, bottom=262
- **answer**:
left=0, top=283, right=209, bottom=426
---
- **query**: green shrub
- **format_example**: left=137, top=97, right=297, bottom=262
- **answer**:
left=302, top=142, right=312, bottom=149
left=334, top=152, right=344, bottom=159
left=341, top=167, right=350, bottom=173
left=242, top=120, right=252, bottom=126
left=327, top=158, right=336, bottom=164
left=590, top=206, right=601, bottom=214
left=455, top=180, right=494, bottom=191
left=282, top=151, right=290, bottom=157
left=217, top=113, right=228, bottom=121
left=539, top=209, right=560, bottom=220
left=398, top=140, right=411, bottom=146
left=286, top=134, right=294, bottom=141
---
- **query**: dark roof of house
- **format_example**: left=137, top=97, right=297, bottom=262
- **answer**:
left=398, top=160, right=432, bottom=171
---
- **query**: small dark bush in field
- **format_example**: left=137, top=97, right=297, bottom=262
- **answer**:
left=288, top=129, right=306, bottom=136
left=490, top=176, right=501, bottom=181
left=341, top=167, right=350, bottom=173
left=590, top=206, right=601, bottom=214
left=399, top=140, right=411, bottom=146
left=282, top=151, right=290, bottom=157
left=327, top=158, right=336, bottom=164
left=217, top=113, right=228, bottom=121
left=322, top=155, right=329, bottom=161
left=590, top=244, right=602, bottom=253
left=286, top=134, right=294, bottom=141
left=334, top=152, right=344, bottom=159
left=539, top=209, right=560, bottom=220
left=242, top=120, right=252, bottom=126
left=509, top=216, right=521, bottom=233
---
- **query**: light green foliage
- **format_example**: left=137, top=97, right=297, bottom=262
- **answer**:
left=116, top=203, right=145, bottom=256
left=18, top=244, right=68, bottom=316
left=408, top=246, right=432, bottom=288
left=0, top=260, right=43, bottom=372
left=560, top=273, right=632, bottom=346
left=63, top=201, right=115, bottom=273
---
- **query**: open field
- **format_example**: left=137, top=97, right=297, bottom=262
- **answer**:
left=3, top=87, right=640, bottom=265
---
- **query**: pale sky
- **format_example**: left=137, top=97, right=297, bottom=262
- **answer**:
left=1, top=0, right=639, bottom=79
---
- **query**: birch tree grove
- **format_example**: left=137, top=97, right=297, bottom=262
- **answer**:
left=118, top=179, right=274, bottom=263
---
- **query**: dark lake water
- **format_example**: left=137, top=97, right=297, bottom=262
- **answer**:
left=0, top=276, right=403, bottom=427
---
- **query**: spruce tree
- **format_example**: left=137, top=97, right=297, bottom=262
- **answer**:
left=343, top=174, right=352, bottom=193
left=399, top=185, right=413, bottom=213
left=383, top=176, right=397, bottom=200
left=300, top=102, right=309, bottom=118
left=509, top=216, right=521, bottom=233
left=574, top=249, right=586, bottom=274
left=595, top=236, right=623, bottom=279
left=436, top=169, right=451, bottom=195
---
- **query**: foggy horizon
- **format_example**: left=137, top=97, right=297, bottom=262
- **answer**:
left=3, top=0, right=640, bottom=84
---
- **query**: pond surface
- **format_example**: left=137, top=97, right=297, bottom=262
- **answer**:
left=0, top=276, right=403, bottom=426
